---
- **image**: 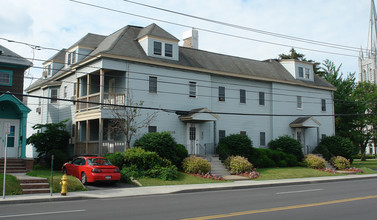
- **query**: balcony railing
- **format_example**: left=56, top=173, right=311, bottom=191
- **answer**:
left=75, top=140, right=125, bottom=156
left=76, top=93, right=125, bottom=112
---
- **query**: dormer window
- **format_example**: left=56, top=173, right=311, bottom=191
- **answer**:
left=298, top=66, right=310, bottom=79
left=165, top=44, right=173, bottom=57
left=67, top=50, right=77, bottom=66
left=305, top=68, right=310, bottom=79
left=43, top=64, right=52, bottom=77
left=298, top=67, right=304, bottom=78
left=153, top=42, right=162, bottom=55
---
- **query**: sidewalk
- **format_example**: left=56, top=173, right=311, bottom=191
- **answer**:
left=2, top=174, right=377, bottom=205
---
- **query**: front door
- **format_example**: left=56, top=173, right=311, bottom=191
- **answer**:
left=0, top=119, right=19, bottom=158
left=187, top=123, right=199, bottom=155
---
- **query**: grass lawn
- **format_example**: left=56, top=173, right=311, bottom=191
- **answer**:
left=138, top=172, right=229, bottom=186
left=0, top=174, right=23, bottom=196
left=255, top=167, right=343, bottom=181
left=352, top=159, right=377, bottom=170
left=27, top=169, right=87, bottom=193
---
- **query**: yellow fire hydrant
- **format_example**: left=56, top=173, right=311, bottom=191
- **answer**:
left=60, top=174, right=69, bottom=196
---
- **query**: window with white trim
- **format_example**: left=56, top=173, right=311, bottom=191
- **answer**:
left=219, top=130, right=226, bottom=140
left=259, top=92, right=265, bottom=106
left=305, top=68, right=310, bottom=79
left=219, top=86, right=225, bottom=101
left=51, top=88, right=58, bottom=103
left=240, top=89, right=246, bottom=104
left=165, top=43, right=173, bottom=57
left=189, top=81, right=197, bottom=98
left=297, top=96, right=303, bottom=109
left=149, top=76, right=157, bottom=93
left=153, top=41, right=162, bottom=55
left=260, top=132, right=266, bottom=146
left=298, top=67, right=304, bottom=78
left=321, top=99, right=326, bottom=111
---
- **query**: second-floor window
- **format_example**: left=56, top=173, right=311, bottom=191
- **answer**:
left=219, top=130, right=226, bottom=140
left=219, top=86, right=225, bottom=101
left=0, top=70, right=12, bottom=86
left=260, top=132, right=266, bottom=146
left=321, top=99, right=326, bottom=111
left=240, top=89, right=246, bottom=104
left=189, top=81, right=197, bottom=98
left=259, top=92, right=265, bottom=106
left=240, top=131, right=247, bottom=135
left=148, top=126, right=157, bottom=133
left=153, top=42, right=162, bottom=55
left=51, top=88, right=58, bottom=104
left=149, top=76, right=157, bottom=93
left=297, top=96, right=303, bottom=109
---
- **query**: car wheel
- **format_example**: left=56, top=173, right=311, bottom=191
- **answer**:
left=81, top=172, right=87, bottom=185
left=62, top=167, right=67, bottom=174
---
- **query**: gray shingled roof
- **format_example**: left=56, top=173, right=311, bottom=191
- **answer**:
left=0, top=44, right=33, bottom=67
left=136, top=23, right=179, bottom=41
left=67, top=33, right=106, bottom=50
left=43, top=49, right=67, bottom=65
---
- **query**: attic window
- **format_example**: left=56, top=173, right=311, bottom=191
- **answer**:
left=153, top=41, right=162, bottom=55
left=67, top=50, right=77, bottom=65
left=305, top=68, right=310, bottom=79
left=298, top=67, right=304, bottom=78
left=165, top=43, right=173, bottom=57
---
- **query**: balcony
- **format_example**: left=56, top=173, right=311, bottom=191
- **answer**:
left=76, top=92, right=126, bottom=112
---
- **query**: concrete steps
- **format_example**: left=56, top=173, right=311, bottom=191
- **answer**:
left=0, top=158, right=28, bottom=173
left=206, top=155, right=230, bottom=176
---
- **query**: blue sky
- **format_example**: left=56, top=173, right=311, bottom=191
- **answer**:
left=0, top=0, right=372, bottom=87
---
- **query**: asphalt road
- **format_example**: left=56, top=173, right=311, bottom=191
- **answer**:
left=0, top=178, right=376, bottom=220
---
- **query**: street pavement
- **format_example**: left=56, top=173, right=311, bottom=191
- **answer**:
left=1, top=173, right=377, bottom=205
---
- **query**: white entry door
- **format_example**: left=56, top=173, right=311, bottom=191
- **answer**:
left=0, top=119, right=19, bottom=158
left=296, top=128, right=305, bottom=154
left=187, top=123, right=199, bottom=155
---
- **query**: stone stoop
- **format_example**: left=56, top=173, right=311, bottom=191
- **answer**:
left=312, top=154, right=334, bottom=169
left=17, top=177, right=50, bottom=194
left=0, top=158, right=28, bottom=173
left=206, top=155, right=230, bottom=177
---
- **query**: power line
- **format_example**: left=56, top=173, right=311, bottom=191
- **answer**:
left=68, top=0, right=359, bottom=58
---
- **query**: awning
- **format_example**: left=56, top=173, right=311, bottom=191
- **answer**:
left=178, top=108, right=219, bottom=122
left=289, top=116, right=321, bottom=128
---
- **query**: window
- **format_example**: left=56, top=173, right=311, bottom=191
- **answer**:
left=189, top=81, right=197, bottom=98
left=298, top=67, right=304, bottom=78
left=64, top=86, right=67, bottom=98
left=297, top=96, right=303, bottom=109
left=153, top=41, right=162, bottom=55
left=51, top=88, right=58, bottom=103
left=189, top=126, right=196, bottom=140
left=165, top=43, right=173, bottom=57
left=218, top=86, right=225, bottom=101
left=259, top=92, right=265, bottom=106
left=260, top=132, right=266, bottom=146
left=44, top=64, right=51, bottom=76
left=149, top=76, right=157, bottom=93
left=240, top=89, right=246, bottom=104
left=240, top=131, right=247, bottom=135
left=73, top=83, right=77, bottom=96
left=148, top=126, right=157, bottom=133
left=219, top=130, right=226, bottom=140
left=67, top=50, right=76, bottom=65
left=0, top=70, right=12, bottom=86
left=7, top=125, right=15, bottom=148
left=67, top=53, right=72, bottom=65
left=321, top=99, right=326, bottom=111
left=321, top=134, right=326, bottom=139
left=305, top=68, right=310, bottom=79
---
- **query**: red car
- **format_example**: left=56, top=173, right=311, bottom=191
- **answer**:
left=62, top=156, right=121, bottom=184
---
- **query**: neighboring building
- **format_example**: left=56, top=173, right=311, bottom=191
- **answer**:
left=26, top=23, right=336, bottom=157
left=0, top=44, right=32, bottom=158
left=359, top=0, right=377, bottom=156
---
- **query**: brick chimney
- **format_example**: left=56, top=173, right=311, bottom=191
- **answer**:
left=182, top=28, right=198, bottom=49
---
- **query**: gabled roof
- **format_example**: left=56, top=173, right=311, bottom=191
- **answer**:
left=43, top=49, right=67, bottom=65
left=0, top=92, right=31, bottom=113
left=136, top=23, right=179, bottom=41
left=290, top=116, right=321, bottom=128
left=0, top=44, right=33, bottom=68
left=178, top=108, right=219, bottom=122
left=67, top=33, right=106, bottom=50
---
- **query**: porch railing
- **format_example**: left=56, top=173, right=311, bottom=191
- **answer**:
left=75, top=141, right=125, bottom=156
left=76, top=93, right=126, bottom=112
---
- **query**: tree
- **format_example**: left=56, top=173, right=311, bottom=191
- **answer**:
left=27, top=119, right=70, bottom=169
left=110, top=92, right=157, bottom=150
left=278, top=48, right=321, bottom=75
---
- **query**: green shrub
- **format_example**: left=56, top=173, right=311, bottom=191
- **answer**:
left=134, top=132, right=187, bottom=169
left=104, top=152, right=125, bottom=169
left=268, top=135, right=304, bottom=162
left=304, top=154, right=326, bottom=169
left=285, top=154, right=299, bottom=167
left=229, top=156, right=253, bottom=174
left=120, top=165, right=145, bottom=183
left=123, top=148, right=171, bottom=170
left=182, top=156, right=211, bottom=174
left=248, top=148, right=276, bottom=168
left=330, top=156, right=351, bottom=170
left=217, top=134, right=253, bottom=161
left=314, top=136, right=356, bottom=162
left=146, top=165, right=178, bottom=180
left=47, top=149, right=70, bottom=170
left=352, top=154, right=376, bottom=160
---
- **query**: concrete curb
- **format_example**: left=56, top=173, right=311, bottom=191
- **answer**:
left=1, top=174, right=377, bottom=205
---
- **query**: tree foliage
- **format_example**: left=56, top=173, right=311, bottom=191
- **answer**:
left=27, top=119, right=70, bottom=169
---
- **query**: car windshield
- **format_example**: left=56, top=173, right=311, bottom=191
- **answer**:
left=87, top=158, right=113, bottom=166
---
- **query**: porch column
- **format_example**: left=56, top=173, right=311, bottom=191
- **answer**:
left=20, top=113, right=27, bottom=158
left=75, top=121, right=78, bottom=155
left=87, top=74, right=91, bottom=110
left=76, top=78, right=80, bottom=112
left=99, top=69, right=104, bottom=109
left=86, top=120, right=89, bottom=154
left=317, top=127, right=320, bottom=146
left=99, top=118, right=103, bottom=156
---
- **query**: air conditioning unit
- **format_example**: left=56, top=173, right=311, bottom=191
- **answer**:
left=36, top=107, right=41, bottom=114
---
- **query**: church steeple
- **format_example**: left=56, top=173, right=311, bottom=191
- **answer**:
left=359, top=0, right=377, bottom=83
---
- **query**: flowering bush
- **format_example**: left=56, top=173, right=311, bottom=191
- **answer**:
left=317, top=168, right=337, bottom=174
left=182, top=156, right=211, bottom=174
left=238, top=169, right=260, bottom=179
left=189, top=173, right=224, bottom=181
left=229, top=156, right=253, bottom=174
left=344, top=167, right=364, bottom=173
left=304, top=154, right=326, bottom=169
left=330, top=156, right=351, bottom=170
left=224, top=156, right=235, bottom=170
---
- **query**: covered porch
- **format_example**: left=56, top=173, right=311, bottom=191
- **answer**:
left=290, top=116, right=321, bottom=154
